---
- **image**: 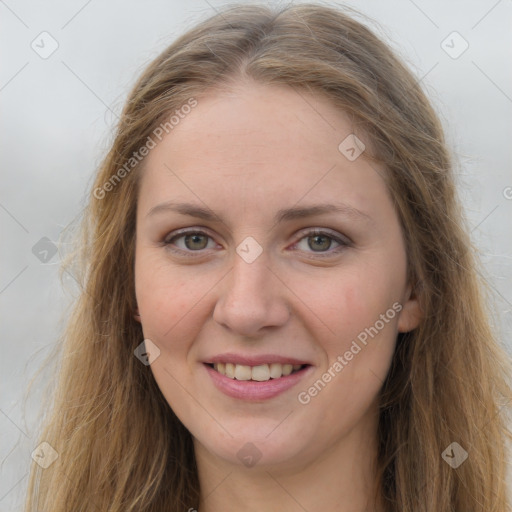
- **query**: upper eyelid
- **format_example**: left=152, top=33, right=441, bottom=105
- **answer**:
left=164, top=227, right=217, bottom=244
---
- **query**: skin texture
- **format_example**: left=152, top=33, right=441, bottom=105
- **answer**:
left=134, top=80, right=421, bottom=512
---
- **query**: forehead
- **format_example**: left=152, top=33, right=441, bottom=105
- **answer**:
left=153, top=81, right=362, bottom=166
left=138, top=81, right=389, bottom=222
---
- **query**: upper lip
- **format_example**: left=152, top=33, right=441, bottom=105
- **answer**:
left=205, top=353, right=311, bottom=366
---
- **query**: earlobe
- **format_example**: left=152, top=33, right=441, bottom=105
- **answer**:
left=133, top=307, right=141, bottom=323
left=397, top=283, right=423, bottom=333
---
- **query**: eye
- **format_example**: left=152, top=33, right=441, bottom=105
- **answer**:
left=292, top=229, right=350, bottom=257
left=164, top=229, right=217, bottom=255
left=163, top=228, right=351, bottom=258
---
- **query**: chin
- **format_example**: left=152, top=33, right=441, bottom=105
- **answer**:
left=193, top=423, right=311, bottom=471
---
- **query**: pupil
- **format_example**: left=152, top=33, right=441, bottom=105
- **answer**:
left=186, top=234, right=207, bottom=250
left=310, top=235, right=330, bottom=251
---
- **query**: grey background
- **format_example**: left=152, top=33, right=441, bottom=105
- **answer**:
left=1, top=0, right=511, bottom=509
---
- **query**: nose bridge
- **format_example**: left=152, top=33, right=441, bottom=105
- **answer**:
left=212, top=243, right=290, bottom=335
left=230, top=248, right=271, bottom=295
left=227, top=232, right=274, bottom=294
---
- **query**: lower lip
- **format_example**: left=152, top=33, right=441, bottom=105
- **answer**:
left=204, top=363, right=312, bottom=401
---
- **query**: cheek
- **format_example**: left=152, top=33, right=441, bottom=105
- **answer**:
left=135, top=252, right=189, bottom=342
left=134, top=251, right=219, bottom=356
left=290, top=258, right=402, bottom=411
left=291, top=261, right=402, bottom=347
left=134, top=255, right=205, bottom=412
left=293, top=269, right=399, bottom=428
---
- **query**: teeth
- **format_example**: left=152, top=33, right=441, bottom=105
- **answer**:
left=282, top=364, right=293, bottom=376
left=269, top=363, right=283, bottom=379
left=225, top=363, right=235, bottom=378
left=213, top=362, right=304, bottom=380
left=251, top=364, right=270, bottom=381
left=234, top=364, right=252, bottom=381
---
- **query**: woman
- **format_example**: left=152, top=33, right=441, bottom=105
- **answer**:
left=25, top=3, right=511, bottom=511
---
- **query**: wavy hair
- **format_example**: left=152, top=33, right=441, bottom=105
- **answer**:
left=25, top=3, right=511, bottom=511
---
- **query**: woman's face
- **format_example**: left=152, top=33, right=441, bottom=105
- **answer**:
left=134, top=81, right=420, bottom=471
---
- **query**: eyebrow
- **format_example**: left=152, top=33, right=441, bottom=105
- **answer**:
left=146, top=201, right=371, bottom=224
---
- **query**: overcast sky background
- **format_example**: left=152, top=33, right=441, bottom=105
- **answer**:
left=1, top=0, right=511, bottom=509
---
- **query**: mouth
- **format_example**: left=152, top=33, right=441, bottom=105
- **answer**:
left=203, top=360, right=313, bottom=401
left=205, top=362, right=309, bottom=381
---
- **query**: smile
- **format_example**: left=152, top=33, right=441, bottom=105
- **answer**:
left=209, top=362, right=306, bottom=381
left=203, top=362, right=313, bottom=401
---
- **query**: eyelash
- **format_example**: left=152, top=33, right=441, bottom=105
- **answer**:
left=163, top=228, right=351, bottom=259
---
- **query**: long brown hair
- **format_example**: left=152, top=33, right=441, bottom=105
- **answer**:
left=25, top=3, right=512, bottom=511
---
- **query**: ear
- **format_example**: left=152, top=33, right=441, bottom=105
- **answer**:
left=397, top=281, right=422, bottom=333
left=133, top=306, right=141, bottom=323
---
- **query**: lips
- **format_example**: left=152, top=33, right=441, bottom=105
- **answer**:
left=203, top=353, right=313, bottom=401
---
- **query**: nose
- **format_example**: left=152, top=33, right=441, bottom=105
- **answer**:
left=212, top=250, right=291, bottom=337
